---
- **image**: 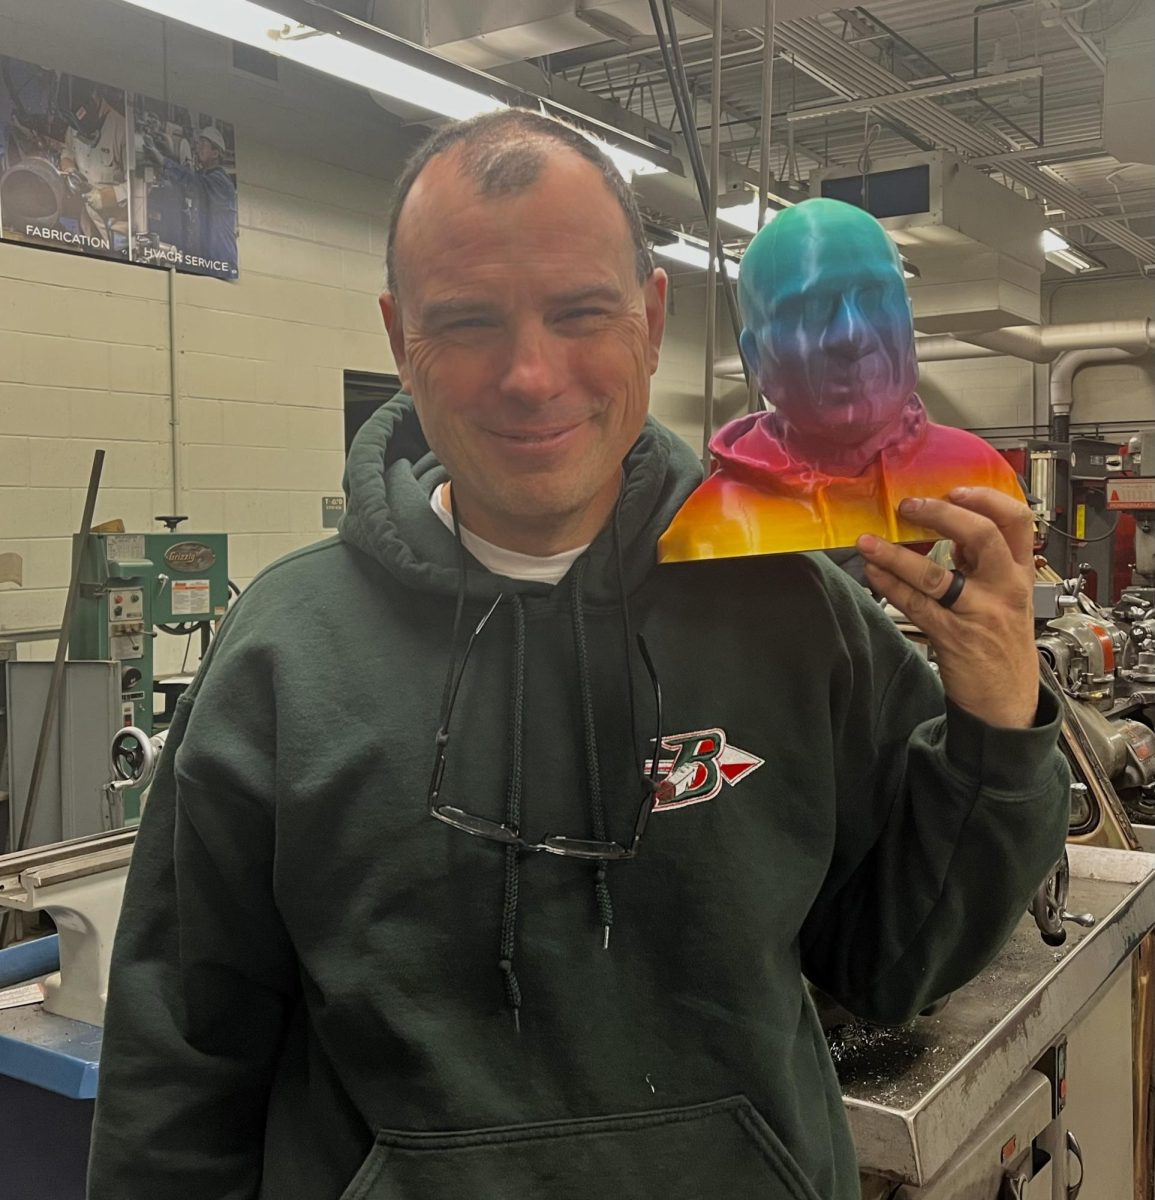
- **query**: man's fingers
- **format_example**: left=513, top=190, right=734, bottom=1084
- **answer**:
left=895, top=494, right=1021, bottom=576
left=946, top=486, right=1036, bottom=567
left=861, top=560, right=950, bottom=631
left=857, top=535, right=957, bottom=603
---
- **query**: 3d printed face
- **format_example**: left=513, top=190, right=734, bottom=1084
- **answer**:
left=658, top=198, right=1022, bottom=563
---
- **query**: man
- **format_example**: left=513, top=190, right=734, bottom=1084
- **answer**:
left=660, top=198, right=1021, bottom=562
left=59, top=80, right=128, bottom=248
left=145, top=123, right=238, bottom=277
left=90, top=110, right=1068, bottom=1199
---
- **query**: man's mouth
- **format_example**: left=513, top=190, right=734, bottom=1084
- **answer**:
left=491, top=422, right=585, bottom=446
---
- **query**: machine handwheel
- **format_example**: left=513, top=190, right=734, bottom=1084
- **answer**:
left=110, top=726, right=157, bottom=789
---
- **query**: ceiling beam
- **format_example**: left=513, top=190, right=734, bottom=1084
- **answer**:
left=785, top=65, right=1043, bottom=123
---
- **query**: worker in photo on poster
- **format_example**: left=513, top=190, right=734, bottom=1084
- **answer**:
left=132, top=96, right=238, bottom=280
left=0, top=59, right=129, bottom=258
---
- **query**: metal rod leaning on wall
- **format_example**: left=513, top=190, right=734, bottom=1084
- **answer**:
left=168, top=267, right=184, bottom=515
left=1, top=451, right=106, bottom=947
left=702, top=0, right=722, bottom=468
left=749, top=0, right=777, bottom=416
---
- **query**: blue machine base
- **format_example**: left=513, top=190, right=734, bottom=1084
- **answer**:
left=0, top=939, right=102, bottom=1196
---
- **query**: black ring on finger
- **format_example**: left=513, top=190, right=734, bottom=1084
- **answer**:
left=937, top=568, right=966, bottom=610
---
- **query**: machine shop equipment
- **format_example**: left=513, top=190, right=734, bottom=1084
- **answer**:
left=65, top=517, right=230, bottom=826
left=1035, top=573, right=1155, bottom=834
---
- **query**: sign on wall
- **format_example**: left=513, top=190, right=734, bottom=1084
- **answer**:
left=0, top=53, right=238, bottom=279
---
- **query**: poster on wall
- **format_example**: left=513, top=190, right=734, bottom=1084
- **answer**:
left=0, top=58, right=130, bottom=260
left=130, top=96, right=238, bottom=280
left=0, top=51, right=238, bottom=279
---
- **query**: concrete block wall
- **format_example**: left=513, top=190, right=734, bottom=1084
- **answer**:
left=0, top=0, right=415, bottom=673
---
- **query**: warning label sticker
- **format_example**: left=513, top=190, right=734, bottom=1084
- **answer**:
left=172, top=579, right=211, bottom=615
left=1107, top=480, right=1155, bottom=510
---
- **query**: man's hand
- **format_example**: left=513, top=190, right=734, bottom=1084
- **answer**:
left=856, top=487, right=1038, bottom=729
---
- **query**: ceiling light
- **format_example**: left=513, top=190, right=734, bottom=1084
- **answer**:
left=118, top=0, right=503, bottom=120
left=654, top=239, right=740, bottom=280
left=592, top=140, right=666, bottom=179
left=718, top=199, right=780, bottom=235
left=115, top=0, right=666, bottom=176
left=1041, top=228, right=1104, bottom=273
left=901, top=259, right=920, bottom=280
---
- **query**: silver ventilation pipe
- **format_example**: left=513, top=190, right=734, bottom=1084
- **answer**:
left=713, top=319, right=1155, bottom=379
left=1049, top=348, right=1147, bottom=442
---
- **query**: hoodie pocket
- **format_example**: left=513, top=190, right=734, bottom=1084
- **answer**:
left=338, top=1095, right=822, bottom=1200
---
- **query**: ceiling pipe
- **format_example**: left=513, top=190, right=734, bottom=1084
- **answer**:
left=955, top=319, right=1154, bottom=363
left=1049, top=347, right=1147, bottom=442
left=713, top=319, right=1155, bottom=378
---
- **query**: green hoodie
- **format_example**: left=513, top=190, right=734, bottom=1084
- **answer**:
left=90, top=397, right=1069, bottom=1200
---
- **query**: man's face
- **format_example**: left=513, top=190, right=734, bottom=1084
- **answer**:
left=741, top=223, right=916, bottom=447
left=195, top=137, right=220, bottom=168
left=380, top=149, right=667, bottom=549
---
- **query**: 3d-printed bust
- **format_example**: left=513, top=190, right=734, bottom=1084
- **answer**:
left=658, top=198, right=1021, bottom=562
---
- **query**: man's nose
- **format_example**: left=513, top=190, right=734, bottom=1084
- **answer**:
left=820, top=295, right=870, bottom=359
left=499, top=321, right=566, bottom=406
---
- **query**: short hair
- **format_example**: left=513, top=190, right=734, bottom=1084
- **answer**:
left=385, top=109, right=654, bottom=296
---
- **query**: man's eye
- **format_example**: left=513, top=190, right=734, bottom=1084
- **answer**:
left=560, top=308, right=606, bottom=321
left=445, top=317, right=494, bottom=330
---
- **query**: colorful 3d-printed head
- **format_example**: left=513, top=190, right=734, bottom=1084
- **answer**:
left=738, top=198, right=918, bottom=448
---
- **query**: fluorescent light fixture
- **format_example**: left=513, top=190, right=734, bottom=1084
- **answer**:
left=1041, top=227, right=1103, bottom=273
left=718, top=198, right=779, bottom=234
left=901, top=259, right=920, bottom=280
left=116, top=0, right=666, bottom=176
left=118, top=0, right=503, bottom=120
left=592, top=139, right=666, bottom=179
left=654, top=239, right=740, bottom=280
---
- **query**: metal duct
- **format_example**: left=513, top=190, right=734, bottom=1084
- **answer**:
left=957, top=319, right=1155, bottom=364
left=1049, top=347, right=1147, bottom=441
left=774, top=18, right=1155, bottom=268
left=713, top=319, right=1155, bottom=378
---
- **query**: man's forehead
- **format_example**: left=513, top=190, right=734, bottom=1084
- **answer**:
left=401, top=144, right=609, bottom=226
left=393, top=145, right=638, bottom=294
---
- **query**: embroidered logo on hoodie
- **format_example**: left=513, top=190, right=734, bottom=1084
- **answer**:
left=646, top=729, right=764, bottom=811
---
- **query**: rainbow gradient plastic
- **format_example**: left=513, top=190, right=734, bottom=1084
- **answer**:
left=658, top=198, right=1021, bottom=563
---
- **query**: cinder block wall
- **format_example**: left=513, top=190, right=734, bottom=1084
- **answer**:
left=0, top=0, right=415, bottom=673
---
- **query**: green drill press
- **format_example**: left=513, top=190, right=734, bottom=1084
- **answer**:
left=69, top=516, right=230, bottom=823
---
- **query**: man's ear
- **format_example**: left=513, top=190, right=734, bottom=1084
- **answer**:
left=379, top=293, right=412, bottom=393
left=644, top=268, right=669, bottom=375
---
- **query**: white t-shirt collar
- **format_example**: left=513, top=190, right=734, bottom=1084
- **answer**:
left=430, top=483, right=588, bottom=586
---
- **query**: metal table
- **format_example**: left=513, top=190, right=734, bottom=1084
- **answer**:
left=830, top=846, right=1155, bottom=1185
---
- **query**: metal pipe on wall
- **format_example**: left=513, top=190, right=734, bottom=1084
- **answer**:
left=167, top=267, right=184, bottom=515
left=956, top=319, right=1155, bottom=363
left=1049, top=347, right=1145, bottom=441
left=714, top=319, right=1155, bottom=377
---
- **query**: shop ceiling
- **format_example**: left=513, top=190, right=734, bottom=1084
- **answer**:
left=349, top=0, right=1154, bottom=274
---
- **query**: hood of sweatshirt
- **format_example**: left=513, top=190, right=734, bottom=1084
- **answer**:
left=708, top=395, right=929, bottom=493
left=339, top=394, right=703, bottom=605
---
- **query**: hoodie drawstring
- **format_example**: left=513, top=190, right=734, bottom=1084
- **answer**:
left=446, top=489, right=647, bottom=1028
left=498, top=596, right=527, bottom=1032
left=569, top=557, right=616, bottom=950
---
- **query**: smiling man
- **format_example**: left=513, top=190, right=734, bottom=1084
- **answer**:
left=90, top=111, right=1069, bottom=1200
